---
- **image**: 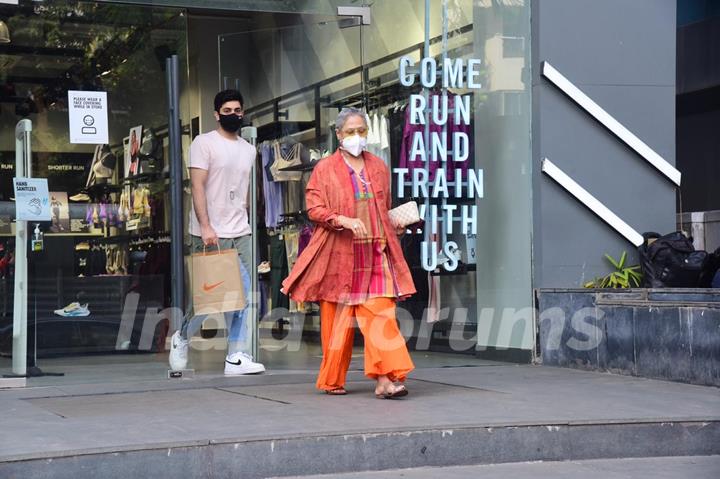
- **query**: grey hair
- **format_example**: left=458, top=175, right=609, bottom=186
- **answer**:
left=335, top=107, right=368, bottom=130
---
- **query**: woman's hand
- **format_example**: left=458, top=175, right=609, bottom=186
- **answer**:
left=337, top=215, right=368, bottom=238
left=390, top=216, right=406, bottom=236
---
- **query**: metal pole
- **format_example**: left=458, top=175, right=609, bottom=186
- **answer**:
left=166, top=55, right=184, bottom=322
left=360, top=19, right=367, bottom=109
left=241, top=126, right=258, bottom=360
left=424, top=0, right=431, bottom=245
left=441, top=0, right=449, bottom=248
left=12, top=119, right=32, bottom=376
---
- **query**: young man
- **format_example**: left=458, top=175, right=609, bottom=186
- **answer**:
left=169, top=89, right=265, bottom=375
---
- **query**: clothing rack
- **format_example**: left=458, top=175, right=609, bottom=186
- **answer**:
left=331, top=83, right=421, bottom=112
left=107, top=122, right=191, bottom=151
left=122, top=171, right=169, bottom=185
left=82, top=182, right=124, bottom=196
left=244, top=23, right=474, bottom=144
left=278, top=162, right=316, bottom=172
left=127, top=234, right=170, bottom=248
left=88, top=231, right=169, bottom=246
left=256, top=121, right=316, bottom=144
left=274, top=211, right=309, bottom=229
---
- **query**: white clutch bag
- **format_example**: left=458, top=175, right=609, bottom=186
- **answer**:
left=388, top=201, right=421, bottom=228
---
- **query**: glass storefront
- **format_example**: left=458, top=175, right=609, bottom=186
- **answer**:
left=0, top=0, right=532, bottom=386
left=0, top=0, right=189, bottom=383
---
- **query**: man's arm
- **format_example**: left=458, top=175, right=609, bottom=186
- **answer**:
left=190, top=167, right=218, bottom=246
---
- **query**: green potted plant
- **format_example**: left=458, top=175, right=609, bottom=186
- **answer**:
left=584, top=251, right=643, bottom=289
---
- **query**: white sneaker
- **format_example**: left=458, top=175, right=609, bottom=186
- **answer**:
left=69, top=193, right=90, bottom=202
left=224, top=352, right=265, bottom=375
left=169, top=331, right=189, bottom=370
left=54, top=302, right=90, bottom=317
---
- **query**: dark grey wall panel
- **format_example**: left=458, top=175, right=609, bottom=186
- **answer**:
left=531, top=0, right=675, bottom=87
left=677, top=15, right=720, bottom=94
left=676, top=107, right=720, bottom=211
left=532, top=0, right=677, bottom=288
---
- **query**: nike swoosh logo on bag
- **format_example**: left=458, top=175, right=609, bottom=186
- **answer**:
left=203, top=281, right=225, bottom=292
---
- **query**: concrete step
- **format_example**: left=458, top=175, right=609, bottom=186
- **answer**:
left=280, top=456, right=720, bottom=479
left=2, top=417, right=718, bottom=478
left=1, top=366, right=718, bottom=478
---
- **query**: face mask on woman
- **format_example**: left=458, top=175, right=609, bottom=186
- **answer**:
left=341, top=134, right=367, bottom=157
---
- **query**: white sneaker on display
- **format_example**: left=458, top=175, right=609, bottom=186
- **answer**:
left=53, top=302, right=90, bottom=317
left=169, top=331, right=189, bottom=370
left=224, top=352, right=265, bottom=375
left=69, top=193, right=90, bottom=202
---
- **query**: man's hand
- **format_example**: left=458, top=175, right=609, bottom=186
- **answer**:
left=201, top=225, right=218, bottom=247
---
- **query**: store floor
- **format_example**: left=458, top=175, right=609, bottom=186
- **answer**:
left=0, top=336, right=489, bottom=387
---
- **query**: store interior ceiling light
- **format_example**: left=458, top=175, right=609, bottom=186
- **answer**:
left=0, top=19, right=10, bottom=44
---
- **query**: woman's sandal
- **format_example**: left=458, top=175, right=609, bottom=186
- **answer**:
left=375, top=384, right=408, bottom=400
left=325, top=387, right=347, bottom=395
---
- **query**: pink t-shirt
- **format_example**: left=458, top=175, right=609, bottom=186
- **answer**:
left=189, top=130, right=254, bottom=238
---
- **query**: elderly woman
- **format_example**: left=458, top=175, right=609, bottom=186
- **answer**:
left=282, top=107, right=416, bottom=399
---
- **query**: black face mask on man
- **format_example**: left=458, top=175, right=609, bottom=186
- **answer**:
left=218, top=113, right=243, bottom=133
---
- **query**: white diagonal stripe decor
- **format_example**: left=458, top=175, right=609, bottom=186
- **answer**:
left=541, top=61, right=681, bottom=186
left=542, top=158, right=644, bottom=246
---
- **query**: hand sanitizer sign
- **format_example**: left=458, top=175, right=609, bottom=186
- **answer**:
left=13, top=178, right=51, bottom=221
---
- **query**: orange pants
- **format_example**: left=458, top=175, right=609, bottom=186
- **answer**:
left=316, top=297, right=415, bottom=391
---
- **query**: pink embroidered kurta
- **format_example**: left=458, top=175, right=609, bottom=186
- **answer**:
left=346, top=162, right=399, bottom=304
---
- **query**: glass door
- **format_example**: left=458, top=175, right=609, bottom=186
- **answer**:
left=0, top=1, right=190, bottom=385
left=217, top=12, right=363, bottom=370
left=213, top=0, right=533, bottom=372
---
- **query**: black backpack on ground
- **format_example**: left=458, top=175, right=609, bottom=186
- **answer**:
left=699, top=246, right=720, bottom=288
left=638, top=231, right=709, bottom=288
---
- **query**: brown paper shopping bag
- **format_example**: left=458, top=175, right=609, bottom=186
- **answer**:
left=191, top=248, right=246, bottom=315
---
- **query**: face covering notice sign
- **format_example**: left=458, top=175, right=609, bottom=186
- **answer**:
left=68, top=90, right=109, bottom=144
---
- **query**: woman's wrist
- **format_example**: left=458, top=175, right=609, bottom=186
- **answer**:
left=328, top=214, right=346, bottom=230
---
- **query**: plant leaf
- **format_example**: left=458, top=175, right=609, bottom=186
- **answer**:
left=619, top=251, right=627, bottom=269
left=605, top=253, right=620, bottom=270
left=628, top=270, right=642, bottom=281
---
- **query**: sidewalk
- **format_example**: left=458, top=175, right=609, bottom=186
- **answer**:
left=1, top=363, right=719, bottom=478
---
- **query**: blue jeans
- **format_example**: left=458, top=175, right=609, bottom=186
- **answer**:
left=181, top=235, right=252, bottom=356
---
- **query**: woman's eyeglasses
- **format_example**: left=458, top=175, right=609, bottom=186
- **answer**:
left=341, top=127, right=368, bottom=137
